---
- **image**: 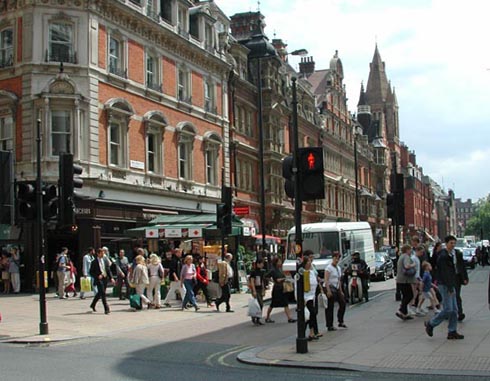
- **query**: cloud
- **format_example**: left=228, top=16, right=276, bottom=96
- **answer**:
left=217, top=0, right=490, bottom=201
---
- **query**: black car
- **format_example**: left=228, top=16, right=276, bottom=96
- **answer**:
left=372, top=252, right=395, bottom=281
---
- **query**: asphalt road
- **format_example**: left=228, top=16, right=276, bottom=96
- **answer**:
left=0, top=275, right=485, bottom=380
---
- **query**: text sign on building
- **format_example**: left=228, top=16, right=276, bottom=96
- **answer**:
left=233, top=206, right=250, bottom=216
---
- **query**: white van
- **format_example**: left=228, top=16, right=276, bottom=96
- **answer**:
left=283, top=222, right=376, bottom=276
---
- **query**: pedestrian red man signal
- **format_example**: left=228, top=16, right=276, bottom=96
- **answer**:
left=298, top=147, right=325, bottom=201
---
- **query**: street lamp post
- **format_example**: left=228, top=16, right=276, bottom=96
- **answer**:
left=354, top=132, right=360, bottom=222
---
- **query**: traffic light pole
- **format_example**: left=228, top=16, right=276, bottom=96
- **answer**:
left=36, top=119, right=48, bottom=335
left=292, top=77, right=307, bottom=354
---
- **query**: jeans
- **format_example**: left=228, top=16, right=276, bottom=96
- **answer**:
left=325, top=288, right=346, bottom=328
left=429, top=284, right=458, bottom=333
left=182, top=279, right=197, bottom=308
left=163, top=281, right=186, bottom=304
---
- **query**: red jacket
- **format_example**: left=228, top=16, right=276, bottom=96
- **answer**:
left=196, top=264, right=208, bottom=285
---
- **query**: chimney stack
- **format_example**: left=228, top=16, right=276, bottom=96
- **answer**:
left=299, top=56, right=315, bottom=77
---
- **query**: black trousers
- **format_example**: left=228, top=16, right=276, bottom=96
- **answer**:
left=325, top=289, right=346, bottom=328
left=216, top=281, right=231, bottom=310
left=398, top=283, right=413, bottom=315
left=306, top=299, right=318, bottom=334
left=193, top=281, right=211, bottom=304
left=116, top=275, right=130, bottom=300
left=91, top=277, right=109, bottom=312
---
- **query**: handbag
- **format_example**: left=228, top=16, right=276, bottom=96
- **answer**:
left=403, top=266, right=416, bottom=277
left=283, top=281, right=294, bottom=293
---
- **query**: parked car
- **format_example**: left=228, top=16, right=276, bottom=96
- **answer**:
left=372, top=252, right=395, bottom=281
left=462, top=247, right=477, bottom=269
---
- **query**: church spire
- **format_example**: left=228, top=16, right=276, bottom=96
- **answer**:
left=365, top=44, right=390, bottom=104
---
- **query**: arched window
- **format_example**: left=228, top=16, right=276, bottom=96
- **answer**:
left=144, top=111, right=167, bottom=174
left=176, top=122, right=196, bottom=180
left=203, top=132, right=222, bottom=186
left=105, top=98, right=134, bottom=168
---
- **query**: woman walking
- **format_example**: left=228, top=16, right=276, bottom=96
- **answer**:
left=302, top=257, right=320, bottom=340
left=194, top=256, right=213, bottom=307
left=180, top=255, right=199, bottom=311
left=9, top=247, right=20, bottom=294
left=147, top=253, right=164, bottom=308
left=265, top=257, right=296, bottom=323
left=396, top=244, right=417, bottom=320
left=132, top=255, right=151, bottom=309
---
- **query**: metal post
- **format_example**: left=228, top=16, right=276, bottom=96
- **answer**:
left=292, top=77, right=307, bottom=354
left=257, top=58, right=267, bottom=254
left=36, top=119, right=48, bottom=335
left=354, top=135, right=360, bottom=221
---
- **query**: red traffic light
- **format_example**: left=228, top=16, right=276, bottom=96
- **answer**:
left=298, top=147, right=323, bottom=173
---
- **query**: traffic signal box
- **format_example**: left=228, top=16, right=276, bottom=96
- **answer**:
left=216, top=186, right=232, bottom=236
left=16, top=181, right=58, bottom=222
left=59, top=153, right=83, bottom=227
left=282, top=155, right=295, bottom=198
left=298, top=147, right=325, bottom=201
left=387, top=173, right=405, bottom=226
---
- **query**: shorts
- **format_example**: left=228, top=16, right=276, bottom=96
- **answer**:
left=422, top=291, right=432, bottom=299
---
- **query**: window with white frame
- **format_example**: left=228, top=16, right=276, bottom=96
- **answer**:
left=48, top=23, right=75, bottom=63
left=146, top=53, right=161, bottom=92
left=204, top=135, right=221, bottom=186
left=204, top=23, right=214, bottom=51
left=177, top=5, right=188, bottom=37
left=177, top=67, right=191, bottom=103
left=0, top=115, right=13, bottom=151
left=51, top=110, right=71, bottom=156
left=177, top=126, right=195, bottom=180
left=236, top=158, right=254, bottom=192
left=109, top=122, right=123, bottom=166
left=0, top=28, right=13, bottom=68
left=145, top=117, right=165, bottom=174
left=160, top=0, right=174, bottom=24
left=204, top=80, right=215, bottom=113
left=109, top=36, right=126, bottom=78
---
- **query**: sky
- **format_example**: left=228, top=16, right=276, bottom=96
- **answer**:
left=217, top=0, right=490, bottom=202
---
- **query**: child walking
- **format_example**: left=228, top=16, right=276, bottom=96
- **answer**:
left=418, top=261, right=440, bottom=314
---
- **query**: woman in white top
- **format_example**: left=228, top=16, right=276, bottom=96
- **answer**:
left=147, top=253, right=165, bottom=308
left=324, top=252, right=347, bottom=331
left=301, top=257, right=320, bottom=340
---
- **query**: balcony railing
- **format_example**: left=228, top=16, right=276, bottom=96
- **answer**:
left=46, top=50, right=77, bottom=64
left=147, top=82, right=162, bottom=93
left=0, top=54, right=13, bottom=68
left=109, top=65, right=127, bottom=79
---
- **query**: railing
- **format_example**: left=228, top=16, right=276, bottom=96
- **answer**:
left=147, top=82, right=162, bottom=93
left=45, top=50, right=77, bottom=64
left=109, top=65, right=127, bottom=79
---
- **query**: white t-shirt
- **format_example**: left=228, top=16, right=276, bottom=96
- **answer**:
left=325, top=263, right=342, bottom=288
left=304, top=270, right=318, bottom=302
left=411, top=254, right=421, bottom=279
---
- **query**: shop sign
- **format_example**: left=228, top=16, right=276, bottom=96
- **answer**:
left=155, top=227, right=204, bottom=239
left=130, top=160, right=145, bottom=170
left=243, top=226, right=251, bottom=236
left=145, top=228, right=158, bottom=238
left=233, top=206, right=250, bottom=216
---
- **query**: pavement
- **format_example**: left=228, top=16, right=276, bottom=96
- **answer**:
left=1, top=268, right=490, bottom=377
left=238, top=266, right=490, bottom=377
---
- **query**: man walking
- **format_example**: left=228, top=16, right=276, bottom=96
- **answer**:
left=162, top=249, right=185, bottom=307
left=216, top=253, right=234, bottom=312
left=454, top=246, right=468, bottom=321
left=115, top=249, right=130, bottom=300
left=89, top=248, right=114, bottom=314
left=425, top=235, right=464, bottom=340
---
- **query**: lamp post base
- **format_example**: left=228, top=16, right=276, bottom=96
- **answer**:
left=296, top=337, right=308, bottom=354
left=39, top=322, right=49, bottom=335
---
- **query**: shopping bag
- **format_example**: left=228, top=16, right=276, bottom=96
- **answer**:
left=317, top=291, right=328, bottom=309
left=80, top=277, right=92, bottom=293
left=130, top=294, right=142, bottom=310
left=247, top=298, right=262, bottom=318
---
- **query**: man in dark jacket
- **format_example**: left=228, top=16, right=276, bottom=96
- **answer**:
left=89, top=248, right=114, bottom=314
left=454, top=248, right=469, bottom=321
left=425, top=235, right=464, bottom=340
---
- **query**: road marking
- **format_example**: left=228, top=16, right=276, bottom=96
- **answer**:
left=205, top=345, right=251, bottom=367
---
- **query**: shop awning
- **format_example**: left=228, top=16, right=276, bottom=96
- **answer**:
left=125, top=213, right=244, bottom=238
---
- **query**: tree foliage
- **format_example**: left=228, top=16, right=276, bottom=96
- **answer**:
left=465, top=198, right=490, bottom=240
